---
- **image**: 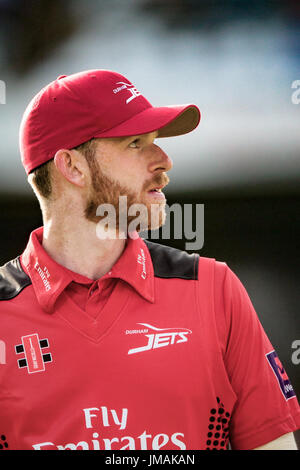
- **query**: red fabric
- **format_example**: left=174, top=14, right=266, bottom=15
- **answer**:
left=21, top=227, right=154, bottom=315
left=213, top=265, right=300, bottom=449
left=0, top=227, right=299, bottom=450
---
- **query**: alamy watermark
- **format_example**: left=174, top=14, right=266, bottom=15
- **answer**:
left=0, top=340, right=5, bottom=364
left=95, top=196, right=204, bottom=251
left=0, top=80, right=6, bottom=104
left=291, top=340, right=300, bottom=365
left=291, top=80, right=300, bottom=104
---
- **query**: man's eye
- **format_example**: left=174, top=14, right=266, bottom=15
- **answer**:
left=129, top=139, right=140, bottom=148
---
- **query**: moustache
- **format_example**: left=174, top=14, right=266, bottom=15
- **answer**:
left=142, top=173, right=170, bottom=192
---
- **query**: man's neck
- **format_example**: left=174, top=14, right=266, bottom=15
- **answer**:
left=42, top=218, right=127, bottom=280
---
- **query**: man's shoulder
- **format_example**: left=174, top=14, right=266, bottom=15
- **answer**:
left=143, top=240, right=200, bottom=280
left=0, top=257, right=31, bottom=301
left=143, top=239, right=228, bottom=282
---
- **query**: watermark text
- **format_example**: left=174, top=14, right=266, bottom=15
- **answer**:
left=0, top=80, right=6, bottom=104
left=95, top=197, right=204, bottom=251
left=291, top=80, right=300, bottom=104
left=291, top=340, right=300, bottom=365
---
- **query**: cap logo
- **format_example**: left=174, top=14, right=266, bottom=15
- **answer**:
left=113, top=81, right=141, bottom=104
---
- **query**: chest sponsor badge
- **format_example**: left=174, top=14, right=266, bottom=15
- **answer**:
left=126, top=323, right=192, bottom=355
left=266, top=350, right=296, bottom=400
left=15, top=333, right=52, bottom=374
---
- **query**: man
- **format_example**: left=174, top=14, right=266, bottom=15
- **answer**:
left=0, top=69, right=299, bottom=451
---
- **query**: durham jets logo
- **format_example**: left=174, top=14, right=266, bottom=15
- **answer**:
left=113, top=82, right=142, bottom=104
left=126, top=323, right=192, bottom=355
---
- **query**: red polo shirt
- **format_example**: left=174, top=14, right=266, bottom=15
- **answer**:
left=0, top=227, right=299, bottom=450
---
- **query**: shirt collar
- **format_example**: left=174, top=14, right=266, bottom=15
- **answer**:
left=21, top=227, right=155, bottom=313
left=110, top=231, right=155, bottom=304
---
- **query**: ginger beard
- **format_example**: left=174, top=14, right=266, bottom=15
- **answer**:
left=84, top=155, right=169, bottom=236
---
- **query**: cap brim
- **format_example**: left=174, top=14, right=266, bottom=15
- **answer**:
left=94, top=104, right=201, bottom=139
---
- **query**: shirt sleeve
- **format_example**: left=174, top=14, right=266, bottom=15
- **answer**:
left=219, top=264, right=300, bottom=450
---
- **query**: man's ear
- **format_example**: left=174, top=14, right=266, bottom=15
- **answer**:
left=53, top=149, right=87, bottom=188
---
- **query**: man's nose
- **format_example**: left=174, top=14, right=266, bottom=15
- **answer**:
left=146, top=143, right=173, bottom=173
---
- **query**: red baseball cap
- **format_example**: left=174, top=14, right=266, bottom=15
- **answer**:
left=19, top=69, right=201, bottom=174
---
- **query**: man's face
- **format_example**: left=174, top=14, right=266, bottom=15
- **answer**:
left=84, top=131, right=173, bottom=235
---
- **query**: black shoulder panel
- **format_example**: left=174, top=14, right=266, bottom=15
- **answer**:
left=144, top=240, right=199, bottom=280
left=0, top=257, right=31, bottom=300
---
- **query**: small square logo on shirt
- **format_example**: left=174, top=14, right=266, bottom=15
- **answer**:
left=266, top=350, right=296, bottom=400
left=15, top=333, right=52, bottom=374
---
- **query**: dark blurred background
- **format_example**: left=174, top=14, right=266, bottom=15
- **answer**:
left=0, top=0, right=299, bottom=447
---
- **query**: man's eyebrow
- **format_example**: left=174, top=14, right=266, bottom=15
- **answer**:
left=124, top=131, right=159, bottom=141
left=123, top=135, right=139, bottom=141
left=114, top=131, right=158, bottom=146
left=105, top=135, right=135, bottom=144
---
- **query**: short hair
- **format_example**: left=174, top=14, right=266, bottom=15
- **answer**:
left=28, top=138, right=98, bottom=199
